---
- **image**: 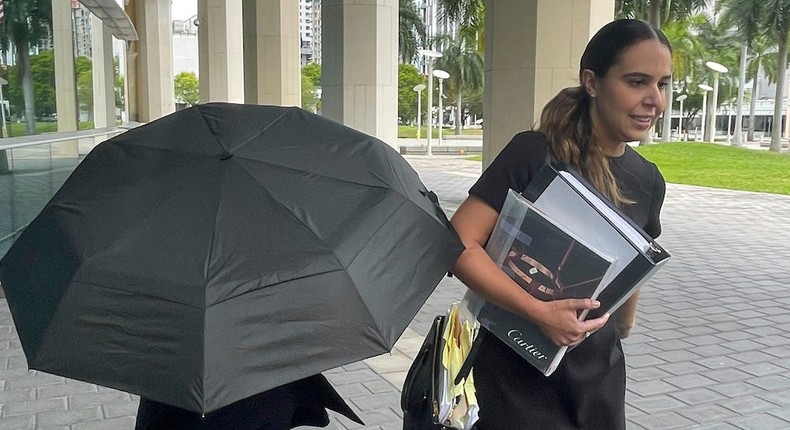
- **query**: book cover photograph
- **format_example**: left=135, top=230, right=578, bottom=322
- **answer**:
left=474, top=190, right=616, bottom=376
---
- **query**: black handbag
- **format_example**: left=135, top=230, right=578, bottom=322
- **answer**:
left=401, top=315, right=449, bottom=430
left=401, top=313, right=486, bottom=430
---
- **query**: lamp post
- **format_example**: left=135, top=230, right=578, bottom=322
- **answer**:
left=726, top=100, right=734, bottom=145
left=676, top=94, right=687, bottom=141
left=705, top=61, right=729, bottom=142
left=419, top=49, right=443, bottom=156
left=413, top=84, right=426, bottom=141
left=433, top=69, right=450, bottom=148
left=698, top=83, right=713, bottom=141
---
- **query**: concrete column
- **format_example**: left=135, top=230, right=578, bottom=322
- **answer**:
left=134, top=0, right=175, bottom=121
left=242, top=0, right=300, bottom=106
left=198, top=0, right=244, bottom=103
left=322, top=0, right=398, bottom=148
left=482, top=0, right=614, bottom=167
left=91, top=16, right=117, bottom=129
left=52, top=0, right=78, bottom=156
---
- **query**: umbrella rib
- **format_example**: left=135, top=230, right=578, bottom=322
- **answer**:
left=235, top=157, right=394, bottom=192
left=194, top=106, right=291, bottom=155
left=229, top=109, right=291, bottom=153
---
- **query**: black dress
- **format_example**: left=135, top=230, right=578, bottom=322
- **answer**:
left=135, top=374, right=363, bottom=430
left=468, top=131, right=665, bottom=430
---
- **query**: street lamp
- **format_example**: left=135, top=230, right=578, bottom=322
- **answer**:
left=433, top=69, right=450, bottom=147
left=705, top=61, right=729, bottom=142
left=419, top=49, right=443, bottom=156
left=676, top=94, right=687, bottom=141
left=413, top=84, right=426, bottom=141
left=698, top=83, right=713, bottom=141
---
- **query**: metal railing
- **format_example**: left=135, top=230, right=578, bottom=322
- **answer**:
left=0, top=124, right=138, bottom=255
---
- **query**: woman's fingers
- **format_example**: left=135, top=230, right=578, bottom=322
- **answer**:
left=538, top=298, right=610, bottom=346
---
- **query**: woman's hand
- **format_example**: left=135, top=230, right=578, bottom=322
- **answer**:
left=532, top=298, right=610, bottom=346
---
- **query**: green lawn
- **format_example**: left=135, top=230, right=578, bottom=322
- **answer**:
left=398, top=125, right=482, bottom=138
left=5, top=121, right=95, bottom=137
left=467, top=142, right=790, bottom=196
left=634, top=142, right=790, bottom=195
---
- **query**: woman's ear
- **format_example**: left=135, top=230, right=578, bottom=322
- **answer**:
left=580, top=69, right=597, bottom=98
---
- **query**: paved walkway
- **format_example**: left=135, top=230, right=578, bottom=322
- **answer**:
left=2, top=151, right=790, bottom=429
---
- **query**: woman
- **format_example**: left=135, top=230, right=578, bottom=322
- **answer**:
left=135, top=374, right=363, bottom=429
left=450, top=19, right=670, bottom=429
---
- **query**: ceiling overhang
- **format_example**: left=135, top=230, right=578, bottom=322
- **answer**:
left=79, top=0, right=138, bottom=41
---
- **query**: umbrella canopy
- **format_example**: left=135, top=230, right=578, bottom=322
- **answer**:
left=0, top=103, right=463, bottom=414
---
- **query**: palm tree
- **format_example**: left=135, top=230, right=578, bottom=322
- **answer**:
left=718, top=0, right=765, bottom=145
left=0, top=0, right=52, bottom=135
left=661, top=15, right=707, bottom=140
left=744, top=37, right=778, bottom=141
left=399, top=0, right=426, bottom=63
left=435, top=0, right=484, bottom=52
left=616, top=0, right=709, bottom=27
left=433, top=31, right=483, bottom=135
left=762, top=0, right=790, bottom=152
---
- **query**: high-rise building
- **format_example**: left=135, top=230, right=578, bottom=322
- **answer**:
left=34, top=1, right=92, bottom=57
left=72, top=0, right=93, bottom=58
left=299, top=0, right=321, bottom=65
left=172, top=15, right=199, bottom=76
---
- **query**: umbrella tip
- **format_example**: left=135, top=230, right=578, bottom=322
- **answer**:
left=219, top=152, right=233, bottom=160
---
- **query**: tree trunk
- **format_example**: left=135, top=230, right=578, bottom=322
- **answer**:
left=748, top=62, right=759, bottom=142
left=17, top=41, right=36, bottom=135
left=734, top=44, right=747, bottom=146
left=649, top=0, right=662, bottom=27
left=455, top=95, right=462, bottom=135
left=770, top=34, right=788, bottom=152
left=661, top=80, right=673, bottom=141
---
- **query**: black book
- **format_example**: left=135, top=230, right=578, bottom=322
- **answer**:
left=522, top=163, right=670, bottom=321
left=472, top=190, right=617, bottom=376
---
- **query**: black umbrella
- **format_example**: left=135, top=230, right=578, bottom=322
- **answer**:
left=0, top=103, right=463, bottom=414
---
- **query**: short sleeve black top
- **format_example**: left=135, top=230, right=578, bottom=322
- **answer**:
left=469, top=131, right=665, bottom=238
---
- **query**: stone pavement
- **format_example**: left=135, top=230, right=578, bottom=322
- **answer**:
left=2, top=153, right=790, bottom=429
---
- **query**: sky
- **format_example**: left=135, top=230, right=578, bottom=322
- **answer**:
left=171, top=0, right=196, bottom=21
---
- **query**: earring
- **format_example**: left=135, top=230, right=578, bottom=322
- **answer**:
left=589, top=93, right=597, bottom=98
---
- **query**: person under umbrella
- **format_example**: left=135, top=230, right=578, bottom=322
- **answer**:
left=0, top=104, right=463, bottom=421
left=135, top=374, right=362, bottom=429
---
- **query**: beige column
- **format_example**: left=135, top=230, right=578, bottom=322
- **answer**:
left=322, top=0, right=398, bottom=147
left=52, top=0, right=78, bottom=156
left=242, top=0, right=300, bottom=106
left=198, top=0, right=244, bottom=103
left=91, top=16, right=117, bottom=129
left=482, top=0, right=614, bottom=167
left=135, top=0, right=175, bottom=122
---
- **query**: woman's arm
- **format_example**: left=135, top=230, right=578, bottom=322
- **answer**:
left=615, top=290, right=639, bottom=339
left=450, top=195, right=610, bottom=346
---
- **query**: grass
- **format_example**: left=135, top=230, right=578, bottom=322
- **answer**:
left=6, top=121, right=95, bottom=137
left=465, top=142, right=790, bottom=196
left=634, top=142, right=790, bottom=195
left=398, top=125, right=482, bottom=138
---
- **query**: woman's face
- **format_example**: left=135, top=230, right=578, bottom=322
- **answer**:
left=582, top=39, right=672, bottom=148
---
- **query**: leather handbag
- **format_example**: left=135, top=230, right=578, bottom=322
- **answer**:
left=401, top=315, right=450, bottom=430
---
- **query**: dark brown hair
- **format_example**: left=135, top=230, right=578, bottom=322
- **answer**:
left=537, top=19, right=671, bottom=205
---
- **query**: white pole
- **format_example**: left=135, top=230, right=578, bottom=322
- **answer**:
left=709, top=73, right=720, bottom=142
left=0, top=84, right=7, bottom=138
left=426, top=63, right=434, bottom=156
left=437, top=78, right=443, bottom=147
left=727, top=103, right=733, bottom=144
left=700, top=92, right=708, bottom=141
left=678, top=99, right=684, bottom=140
left=416, top=89, right=422, bottom=141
